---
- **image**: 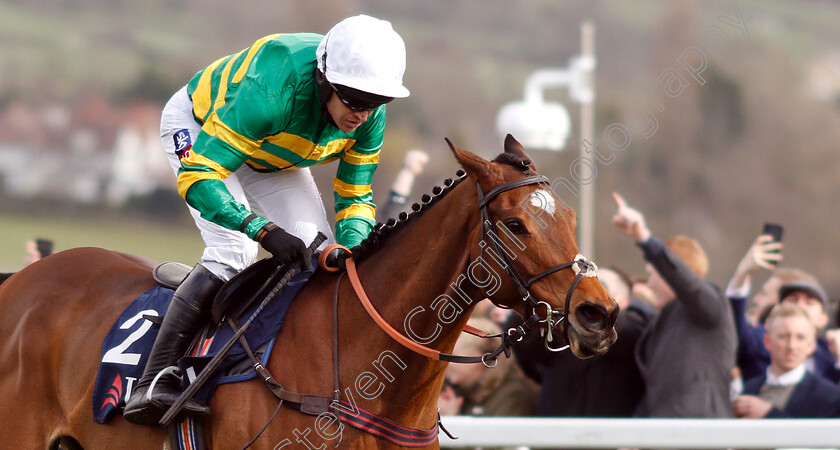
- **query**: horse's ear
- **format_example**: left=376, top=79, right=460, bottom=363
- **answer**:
left=445, top=137, right=492, bottom=179
left=504, top=134, right=537, bottom=171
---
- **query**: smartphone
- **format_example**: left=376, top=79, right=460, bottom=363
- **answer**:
left=762, top=223, right=783, bottom=263
left=762, top=222, right=784, bottom=243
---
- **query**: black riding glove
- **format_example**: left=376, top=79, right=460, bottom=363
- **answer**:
left=325, top=248, right=349, bottom=270
left=256, top=223, right=310, bottom=268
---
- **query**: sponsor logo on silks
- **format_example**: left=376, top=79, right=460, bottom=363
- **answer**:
left=174, top=129, right=192, bottom=159
left=101, top=373, right=123, bottom=410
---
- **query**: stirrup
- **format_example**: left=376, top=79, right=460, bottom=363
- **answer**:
left=146, top=366, right=182, bottom=402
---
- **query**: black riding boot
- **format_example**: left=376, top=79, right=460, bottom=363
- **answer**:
left=123, top=264, right=223, bottom=425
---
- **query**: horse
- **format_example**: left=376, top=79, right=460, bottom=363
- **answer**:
left=0, top=135, right=618, bottom=449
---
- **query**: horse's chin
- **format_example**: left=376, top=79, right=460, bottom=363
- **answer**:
left=566, top=325, right=617, bottom=359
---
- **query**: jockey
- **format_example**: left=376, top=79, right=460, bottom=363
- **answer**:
left=124, top=15, right=410, bottom=425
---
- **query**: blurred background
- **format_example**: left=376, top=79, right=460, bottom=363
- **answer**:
left=1, top=0, right=839, bottom=302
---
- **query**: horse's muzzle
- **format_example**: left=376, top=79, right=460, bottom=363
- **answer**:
left=566, top=301, right=619, bottom=358
left=575, top=303, right=618, bottom=332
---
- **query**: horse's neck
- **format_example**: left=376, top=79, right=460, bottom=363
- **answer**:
left=361, top=182, right=483, bottom=336
left=346, top=183, right=484, bottom=424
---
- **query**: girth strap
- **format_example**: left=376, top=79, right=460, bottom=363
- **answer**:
left=333, top=399, right=439, bottom=447
left=230, top=316, right=335, bottom=415
left=233, top=318, right=439, bottom=447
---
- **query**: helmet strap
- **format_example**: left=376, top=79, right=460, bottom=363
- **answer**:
left=314, top=68, right=339, bottom=128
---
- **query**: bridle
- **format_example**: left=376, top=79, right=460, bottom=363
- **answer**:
left=323, top=169, right=601, bottom=364
left=475, top=172, right=599, bottom=353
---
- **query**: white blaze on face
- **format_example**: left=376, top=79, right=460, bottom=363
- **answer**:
left=530, top=189, right=557, bottom=217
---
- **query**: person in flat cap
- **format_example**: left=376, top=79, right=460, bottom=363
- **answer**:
left=732, top=302, right=840, bottom=418
left=777, top=280, right=840, bottom=381
left=778, top=280, right=829, bottom=328
left=735, top=276, right=840, bottom=385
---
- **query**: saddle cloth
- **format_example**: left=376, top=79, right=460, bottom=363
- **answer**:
left=92, top=262, right=315, bottom=424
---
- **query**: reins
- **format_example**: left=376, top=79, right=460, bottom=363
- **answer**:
left=321, top=171, right=601, bottom=365
left=322, top=246, right=537, bottom=365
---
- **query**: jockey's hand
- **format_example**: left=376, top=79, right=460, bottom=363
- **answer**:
left=257, top=223, right=310, bottom=268
left=325, top=248, right=348, bottom=270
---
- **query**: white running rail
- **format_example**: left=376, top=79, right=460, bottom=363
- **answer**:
left=438, top=416, right=840, bottom=449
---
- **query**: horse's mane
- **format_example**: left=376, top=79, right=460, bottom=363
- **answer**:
left=350, top=169, right=467, bottom=261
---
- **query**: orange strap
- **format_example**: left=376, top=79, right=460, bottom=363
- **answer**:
left=319, top=244, right=491, bottom=361
left=319, top=244, right=347, bottom=273
left=462, top=323, right=489, bottom=338
left=345, top=256, right=442, bottom=360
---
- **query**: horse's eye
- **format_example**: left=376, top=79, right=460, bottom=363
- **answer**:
left=504, top=218, right=528, bottom=235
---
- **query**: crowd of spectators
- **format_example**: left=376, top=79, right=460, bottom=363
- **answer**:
left=438, top=317, right=539, bottom=417
left=439, top=191, right=840, bottom=422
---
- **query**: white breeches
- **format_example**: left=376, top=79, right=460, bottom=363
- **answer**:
left=160, top=86, right=335, bottom=281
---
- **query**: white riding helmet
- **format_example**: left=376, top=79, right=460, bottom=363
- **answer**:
left=316, top=15, right=410, bottom=98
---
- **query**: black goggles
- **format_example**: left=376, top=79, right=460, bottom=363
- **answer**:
left=329, top=82, right=393, bottom=112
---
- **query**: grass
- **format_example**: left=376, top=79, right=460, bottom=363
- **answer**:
left=0, top=208, right=205, bottom=272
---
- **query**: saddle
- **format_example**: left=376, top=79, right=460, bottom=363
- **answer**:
left=152, top=257, right=278, bottom=324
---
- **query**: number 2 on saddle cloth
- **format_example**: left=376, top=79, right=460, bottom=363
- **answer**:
left=92, top=257, right=315, bottom=424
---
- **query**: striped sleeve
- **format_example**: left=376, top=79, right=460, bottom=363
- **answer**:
left=177, top=37, right=299, bottom=239
left=177, top=127, right=270, bottom=238
left=176, top=95, right=278, bottom=239
left=333, top=107, right=386, bottom=248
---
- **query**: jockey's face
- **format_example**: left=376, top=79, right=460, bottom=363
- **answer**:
left=326, top=92, right=372, bottom=133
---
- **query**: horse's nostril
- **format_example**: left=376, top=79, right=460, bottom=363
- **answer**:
left=575, top=303, right=609, bottom=330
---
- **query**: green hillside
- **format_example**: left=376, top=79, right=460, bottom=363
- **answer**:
left=4, top=0, right=840, bottom=297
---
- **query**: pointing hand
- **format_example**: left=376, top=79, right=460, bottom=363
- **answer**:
left=612, top=192, right=651, bottom=243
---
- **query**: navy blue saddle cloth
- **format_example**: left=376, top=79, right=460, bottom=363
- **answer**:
left=93, top=258, right=316, bottom=424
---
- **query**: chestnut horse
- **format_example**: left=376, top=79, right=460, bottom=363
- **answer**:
left=0, top=136, right=617, bottom=449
